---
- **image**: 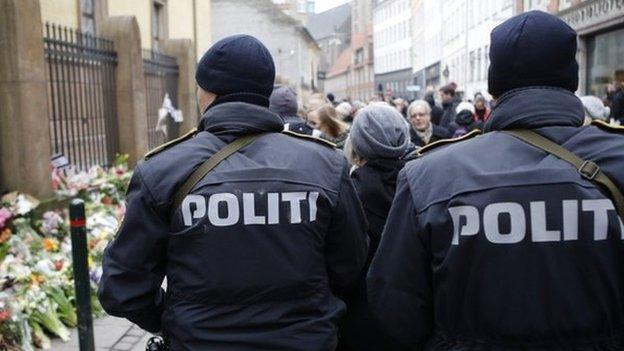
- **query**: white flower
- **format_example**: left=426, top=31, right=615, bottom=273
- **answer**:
left=15, top=194, right=35, bottom=215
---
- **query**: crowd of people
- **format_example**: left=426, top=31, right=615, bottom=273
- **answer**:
left=98, top=11, right=624, bottom=351
left=303, top=81, right=620, bottom=153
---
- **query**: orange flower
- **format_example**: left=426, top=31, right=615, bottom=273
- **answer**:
left=42, top=237, right=59, bottom=252
left=0, top=228, right=11, bottom=244
left=101, top=196, right=113, bottom=205
left=29, top=273, right=45, bottom=286
left=88, top=238, right=99, bottom=250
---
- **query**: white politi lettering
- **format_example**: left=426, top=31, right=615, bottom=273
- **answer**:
left=309, top=192, right=319, bottom=221
left=562, top=200, right=578, bottom=241
left=243, top=193, right=266, bottom=225
left=281, top=192, right=307, bottom=224
left=180, top=191, right=320, bottom=227
left=182, top=194, right=206, bottom=226
left=208, top=193, right=239, bottom=227
left=267, top=193, right=280, bottom=224
left=483, top=202, right=526, bottom=244
left=450, top=199, right=623, bottom=245
left=530, top=201, right=560, bottom=242
left=449, top=206, right=479, bottom=245
left=582, top=199, right=613, bottom=241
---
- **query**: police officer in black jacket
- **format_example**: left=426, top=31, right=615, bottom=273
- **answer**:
left=98, top=34, right=369, bottom=351
left=368, top=11, right=624, bottom=350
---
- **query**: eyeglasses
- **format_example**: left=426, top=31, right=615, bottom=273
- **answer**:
left=410, top=113, right=428, bottom=118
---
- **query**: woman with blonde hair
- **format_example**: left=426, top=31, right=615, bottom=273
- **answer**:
left=307, top=105, right=349, bottom=148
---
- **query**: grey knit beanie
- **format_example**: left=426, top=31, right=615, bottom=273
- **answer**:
left=349, top=105, right=410, bottom=160
left=580, top=96, right=610, bottom=121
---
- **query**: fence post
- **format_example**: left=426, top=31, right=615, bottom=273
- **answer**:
left=0, top=0, right=53, bottom=198
left=99, top=16, right=149, bottom=167
left=69, top=198, right=95, bottom=351
left=163, top=39, right=199, bottom=134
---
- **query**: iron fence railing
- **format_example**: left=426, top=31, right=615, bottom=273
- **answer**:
left=142, top=49, right=179, bottom=149
left=43, top=23, right=119, bottom=170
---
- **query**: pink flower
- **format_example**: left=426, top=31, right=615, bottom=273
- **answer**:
left=0, top=208, right=12, bottom=229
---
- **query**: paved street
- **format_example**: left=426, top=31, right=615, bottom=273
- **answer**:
left=51, top=316, right=153, bottom=351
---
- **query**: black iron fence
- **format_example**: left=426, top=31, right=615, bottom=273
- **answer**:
left=43, top=23, right=119, bottom=171
left=142, top=49, right=179, bottom=149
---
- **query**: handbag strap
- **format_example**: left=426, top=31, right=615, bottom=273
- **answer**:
left=172, top=134, right=263, bottom=212
left=505, top=129, right=624, bottom=219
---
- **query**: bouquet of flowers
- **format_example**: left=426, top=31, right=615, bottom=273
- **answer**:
left=0, top=154, right=131, bottom=349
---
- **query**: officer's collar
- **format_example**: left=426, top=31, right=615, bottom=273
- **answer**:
left=484, top=86, right=584, bottom=132
left=198, top=100, right=284, bottom=138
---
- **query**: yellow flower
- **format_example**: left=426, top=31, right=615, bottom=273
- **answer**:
left=29, top=273, right=45, bottom=286
left=0, top=228, right=11, bottom=244
left=42, top=237, right=59, bottom=252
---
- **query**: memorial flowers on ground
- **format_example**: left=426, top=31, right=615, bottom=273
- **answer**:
left=0, top=154, right=131, bottom=350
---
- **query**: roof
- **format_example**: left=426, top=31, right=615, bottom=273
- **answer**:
left=351, top=25, right=372, bottom=50
left=307, top=3, right=352, bottom=41
left=326, top=46, right=352, bottom=78
left=213, top=0, right=319, bottom=49
left=326, top=25, right=373, bottom=77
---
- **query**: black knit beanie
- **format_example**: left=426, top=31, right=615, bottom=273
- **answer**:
left=488, top=11, right=578, bottom=97
left=195, top=34, right=275, bottom=98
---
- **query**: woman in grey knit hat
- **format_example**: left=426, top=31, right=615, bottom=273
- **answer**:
left=339, top=105, right=410, bottom=351
left=580, top=95, right=611, bottom=125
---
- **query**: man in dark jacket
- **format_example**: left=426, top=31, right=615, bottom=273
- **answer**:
left=408, top=99, right=452, bottom=147
left=269, top=85, right=316, bottom=135
left=610, top=82, right=624, bottom=123
left=368, top=11, right=624, bottom=350
left=424, top=89, right=444, bottom=126
left=98, top=34, right=369, bottom=351
left=438, top=84, right=458, bottom=131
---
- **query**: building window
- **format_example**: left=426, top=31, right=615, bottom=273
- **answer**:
left=152, top=1, right=166, bottom=51
left=476, top=48, right=482, bottom=81
left=587, top=27, right=624, bottom=96
left=297, top=0, right=306, bottom=13
left=80, top=0, right=95, bottom=35
left=469, top=51, right=475, bottom=82
left=485, top=45, right=490, bottom=79
left=355, top=48, right=364, bottom=65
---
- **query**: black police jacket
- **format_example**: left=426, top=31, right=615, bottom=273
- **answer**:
left=98, top=101, right=369, bottom=351
left=368, top=87, right=624, bottom=350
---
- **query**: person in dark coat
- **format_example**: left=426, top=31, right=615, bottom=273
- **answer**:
left=339, top=105, right=410, bottom=351
left=368, top=11, right=624, bottom=350
left=610, top=82, right=624, bottom=122
left=473, top=94, right=491, bottom=123
left=269, top=85, right=316, bottom=135
left=407, top=99, right=452, bottom=147
left=451, top=109, right=478, bottom=138
left=425, top=89, right=444, bottom=125
left=439, top=84, right=458, bottom=131
left=98, top=34, right=369, bottom=351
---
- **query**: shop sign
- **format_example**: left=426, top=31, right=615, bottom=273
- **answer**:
left=561, top=0, right=624, bottom=32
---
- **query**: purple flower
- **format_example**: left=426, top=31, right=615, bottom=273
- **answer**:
left=0, top=208, right=11, bottom=229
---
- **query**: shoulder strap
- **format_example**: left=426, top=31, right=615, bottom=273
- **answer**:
left=172, top=134, right=263, bottom=212
left=505, top=129, right=624, bottom=219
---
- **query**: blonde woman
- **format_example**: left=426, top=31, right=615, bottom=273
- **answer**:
left=307, top=105, right=350, bottom=148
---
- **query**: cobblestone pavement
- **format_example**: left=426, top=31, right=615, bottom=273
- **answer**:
left=51, top=316, right=153, bottom=351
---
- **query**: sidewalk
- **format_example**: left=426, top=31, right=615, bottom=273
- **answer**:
left=51, top=316, right=153, bottom=351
